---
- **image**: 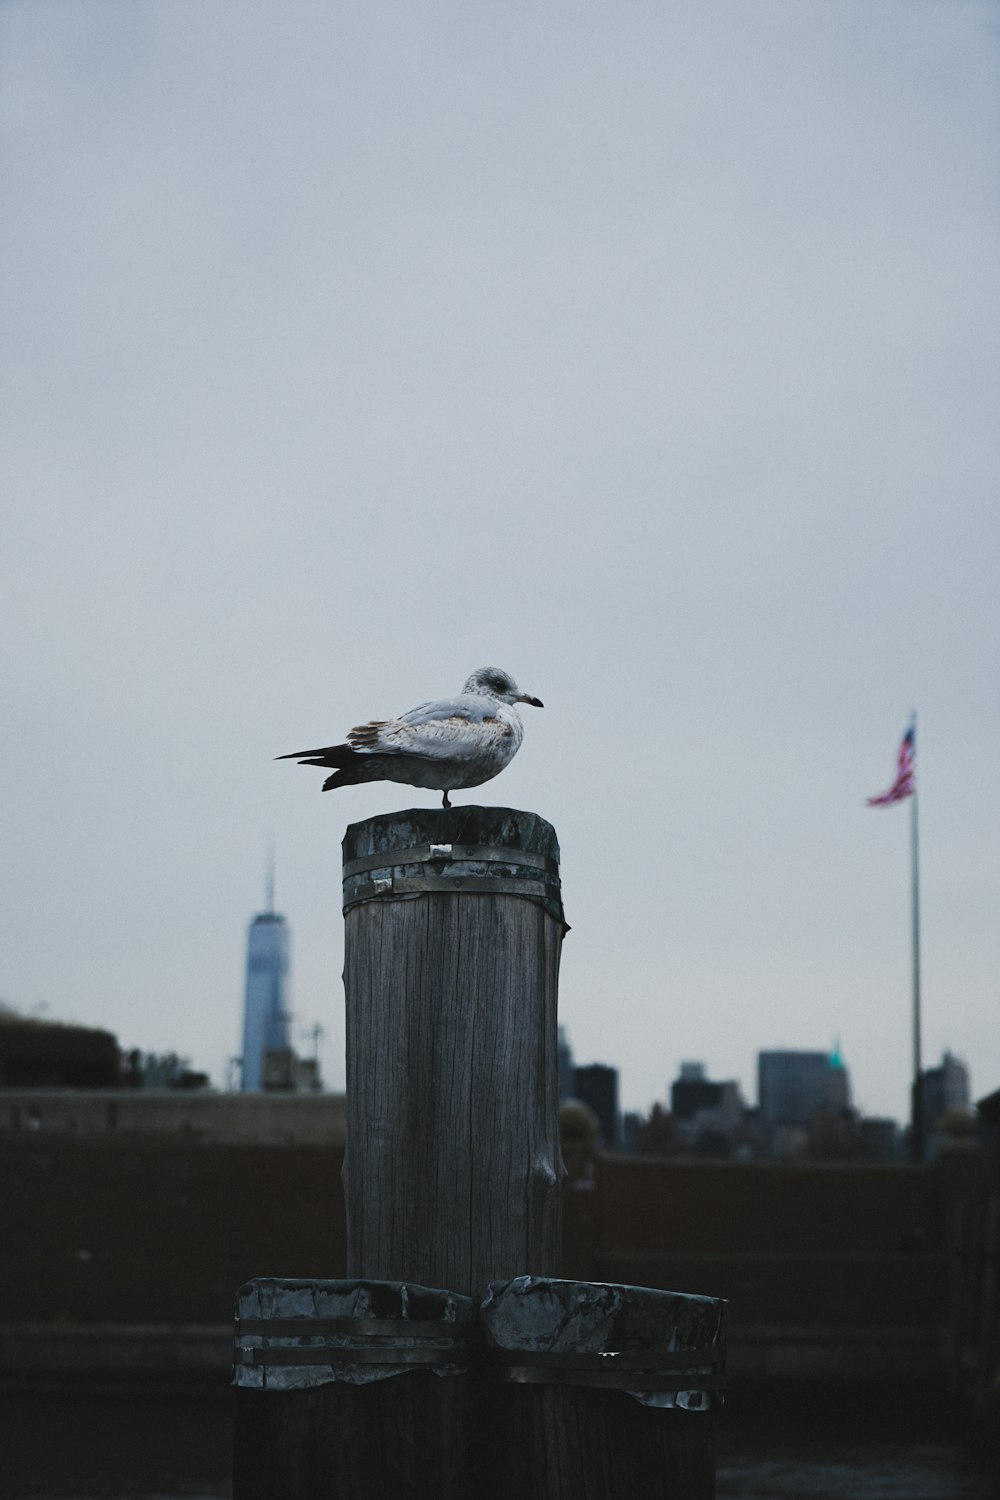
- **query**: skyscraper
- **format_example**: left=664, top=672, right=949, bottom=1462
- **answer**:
left=573, top=1063, right=620, bottom=1149
left=240, top=859, right=291, bottom=1091
left=919, top=1050, right=970, bottom=1129
left=670, top=1061, right=745, bottom=1149
left=758, top=1047, right=852, bottom=1132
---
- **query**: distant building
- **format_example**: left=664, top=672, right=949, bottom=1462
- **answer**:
left=671, top=1062, right=743, bottom=1127
left=261, top=1049, right=321, bottom=1092
left=120, top=1050, right=210, bottom=1091
left=621, top=1110, right=646, bottom=1153
left=573, top=1063, right=619, bottom=1149
left=670, top=1062, right=716, bottom=1120
left=670, top=1061, right=745, bottom=1157
left=824, top=1046, right=852, bottom=1112
left=557, top=1026, right=575, bottom=1102
left=859, top=1117, right=900, bottom=1162
left=241, top=902, right=292, bottom=1092
left=240, top=857, right=324, bottom=1093
left=758, top=1048, right=852, bottom=1134
left=920, top=1050, right=970, bottom=1130
left=0, top=1007, right=119, bottom=1088
left=633, top=1101, right=677, bottom=1157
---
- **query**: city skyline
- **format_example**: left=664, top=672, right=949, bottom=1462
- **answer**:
left=0, top=930, right=975, bottom=1134
left=2, top=2, right=998, bottom=1122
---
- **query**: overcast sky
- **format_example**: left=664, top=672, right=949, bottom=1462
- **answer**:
left=2, top=1, right=998, bottom=1121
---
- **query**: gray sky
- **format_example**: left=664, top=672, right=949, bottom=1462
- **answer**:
left=2, top=1, right=998, bottom=1120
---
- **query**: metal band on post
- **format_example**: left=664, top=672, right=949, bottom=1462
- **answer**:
left=237, top=1317, right=471, bottom=1338
left=235, top=1312, right=476, bottom=1371
left=342, top=844, right=560, bottom=878
left=233, top=1279, right=476, bottom=1391
left=347, top=874, right=557, bottom=905
left=341, top=813, right=568, bottom=929
left=490, top=1343, right=725, bottom=1392
left=237, top=1346, right=472, bottom=1369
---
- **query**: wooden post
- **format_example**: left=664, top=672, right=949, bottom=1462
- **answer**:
left=234, top=803, right=724, bottom=1496
left=232, top=1277, right=475, bottom=1500
left=341, top=806, right=567, bottom=1297
left=477, top=1276, right=725, bottom=1500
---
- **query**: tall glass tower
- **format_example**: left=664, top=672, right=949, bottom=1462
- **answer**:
left=240, top=857, right=291, bottom=1091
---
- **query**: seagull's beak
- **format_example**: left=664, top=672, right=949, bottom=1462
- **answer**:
left=519, top=694, right=544, bottom=708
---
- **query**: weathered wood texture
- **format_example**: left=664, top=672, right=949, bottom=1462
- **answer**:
left=477, top=1387, right=717, bottom=1500
left=341, top=807, right=566, bottom=1298
left=476, top=1277, right=724, bottom=1500
left=233, top=1375, right=470, bottom=1500
left=232, top=1278, right=473, bottom=1500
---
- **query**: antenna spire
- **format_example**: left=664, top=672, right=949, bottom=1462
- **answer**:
left=265, top=838, right=275, bottom=915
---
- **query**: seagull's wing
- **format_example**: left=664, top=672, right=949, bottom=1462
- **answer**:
left=397, top=694, right=496, bottom=727
left=348, top=695, right=505, bottom=763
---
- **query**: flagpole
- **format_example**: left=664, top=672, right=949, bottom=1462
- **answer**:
left=909, top=719, right=924, bottom=1163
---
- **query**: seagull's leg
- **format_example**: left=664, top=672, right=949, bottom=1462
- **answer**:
left=442, top=791, right=452, bottom=809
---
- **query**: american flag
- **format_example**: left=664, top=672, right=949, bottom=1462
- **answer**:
left=867, top=722, right=916, bottom=806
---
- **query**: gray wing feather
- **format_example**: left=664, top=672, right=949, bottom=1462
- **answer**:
left=398, top=694, right=496, bottom=727
left=347, top=696, right=506, bottom=763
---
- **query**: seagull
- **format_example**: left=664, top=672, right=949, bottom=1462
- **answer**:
left=276, top=667, right=543, bottom=808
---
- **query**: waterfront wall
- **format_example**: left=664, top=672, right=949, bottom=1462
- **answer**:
left=1, top=1134, right=982, bottom=1383
left=0, top=1089, right=346, bottom=1146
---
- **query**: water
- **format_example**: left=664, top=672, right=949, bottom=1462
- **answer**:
left=0, top=1394, right=229, bottom=1500
left=2, top=1390, right=996, bottom=1499
left=717, top=1387, right=998, bottom=1500
left=718, top=1439, right=995, bottom=1499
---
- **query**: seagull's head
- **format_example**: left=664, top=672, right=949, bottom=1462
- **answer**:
left=464, top=667, right=543, bottom=709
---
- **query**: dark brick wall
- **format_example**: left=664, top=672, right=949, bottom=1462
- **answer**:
left=593, top=1156, right=947, bottom=1254
left=4, top=1140, right=347, bottom=1322
left=2, top=1140, right=977, bottom=1330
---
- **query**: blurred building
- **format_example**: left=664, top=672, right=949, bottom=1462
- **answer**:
left=240, top=860, right=323, bottom=1092
left=241, top=868, right=292, bottom=1090
left=919, top=1050, right=970, bottom=1131
left=572, top=1063, right=619, bottom=1149
left=0, top=1007, right=119, bottom=1088
left=859, top=1117, right=900, bottom=1162
left=120, top=1049, right=209, bottom=1090
left=758, top=1048, right=852, bottom=1135
left=633, top=1101, right=678, bottom=1156
left=557, top=1026, right=575, bottom=1102
left=671, top=1061, right=717, bottom=1120
left=824, top=1046, right=852, bottom=1111
left=621, top=1110, right=646, bottom=1153
left=671, top=1061, right=745, bottom=1129
left=670, top=1061, right=745, bottom=1156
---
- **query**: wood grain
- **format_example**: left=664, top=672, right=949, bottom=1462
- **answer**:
left=233, top=1375, right=470, bottom=1500
left=341, top=807, right=566, bottom=1297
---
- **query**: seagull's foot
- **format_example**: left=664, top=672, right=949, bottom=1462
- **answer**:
left=442, top=792, right=452, bottom=809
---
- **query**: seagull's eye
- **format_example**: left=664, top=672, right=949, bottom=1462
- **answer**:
left=486, top=675, right=508, bottom=693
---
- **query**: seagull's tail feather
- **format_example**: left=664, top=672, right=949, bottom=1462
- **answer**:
left=276, top=741, right=389, bottom=792
left=322, top=766, right=363, bottom=793
left=275, top=743, right=356, bottom=766
left=322, top=755, right=396, bottom=793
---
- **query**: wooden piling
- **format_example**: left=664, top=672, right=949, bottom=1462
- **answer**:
left=232, top=1277, right=474, bottom=1500
left=234, top=803, right=724, bottom=1496
left=476, top=1276, right=726, bottom=1500
left=341, top=806, right=567, bottom=1297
